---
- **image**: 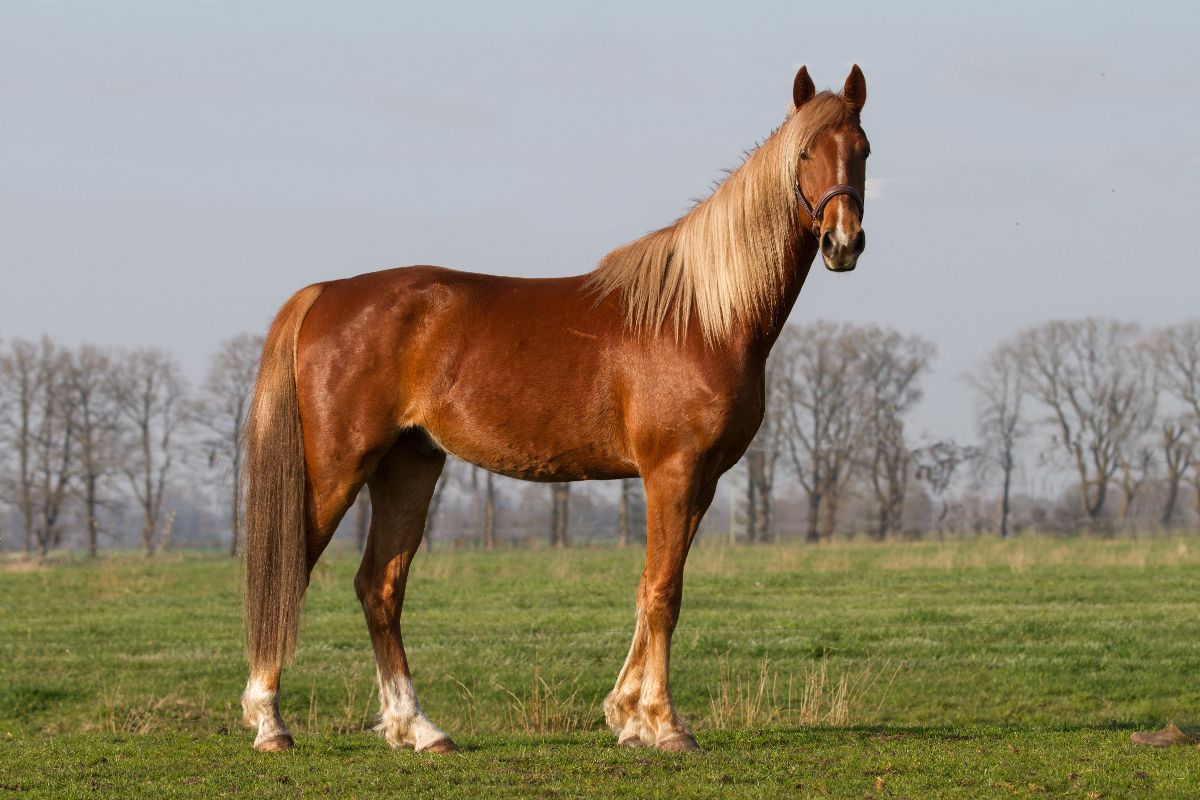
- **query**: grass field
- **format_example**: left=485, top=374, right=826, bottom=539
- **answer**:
left=2, top=536, right=1200, bottom=798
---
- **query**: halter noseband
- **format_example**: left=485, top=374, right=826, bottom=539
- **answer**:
left=794, top=182, right=864, bottom=232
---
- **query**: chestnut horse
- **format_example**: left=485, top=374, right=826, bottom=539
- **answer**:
left=240, top=65, right=870, bottom=753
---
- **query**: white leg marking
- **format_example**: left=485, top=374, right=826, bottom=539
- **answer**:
left=242, top=677, right=291, bottom=747
left=376, top=671, right=449, bottom=750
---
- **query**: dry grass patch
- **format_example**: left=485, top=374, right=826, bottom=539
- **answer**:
left=494, top=662, right=600, bottom=734
left=705, top=655, right=901, bottom=730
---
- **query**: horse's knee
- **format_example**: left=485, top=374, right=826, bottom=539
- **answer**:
left=356, top=568, right=407, bottom=632
left=639, top=583, right=682, bottom=625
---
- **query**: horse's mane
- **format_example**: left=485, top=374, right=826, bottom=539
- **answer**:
left=587, top=91, right=854, bottom=344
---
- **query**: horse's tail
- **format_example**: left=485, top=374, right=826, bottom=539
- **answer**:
left=242, top=283, right=324, bottom=674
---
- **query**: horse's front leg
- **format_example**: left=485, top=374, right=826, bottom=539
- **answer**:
left=604, top=457, right=716, bottom=751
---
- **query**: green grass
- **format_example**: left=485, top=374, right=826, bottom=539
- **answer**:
left=2, top=536, right=1200, bottom=798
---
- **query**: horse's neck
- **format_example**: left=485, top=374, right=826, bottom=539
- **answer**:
left=738, top=234, right=820, bottom=359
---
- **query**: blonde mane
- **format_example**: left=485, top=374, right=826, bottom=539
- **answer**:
left=587, top=92, right=854, bottom=344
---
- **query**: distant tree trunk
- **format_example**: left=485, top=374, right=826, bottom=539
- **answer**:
left=84, top=475, right=99, bottom=557
left=484, top=472, right=496, bottom=551
left=804, top=487, right=821, bottom=544
left=1159, top=423, right=1191, bottom=528
left=1161, top=478, right=1180, bottom=529
left=139, top=416, right=157, bottom=555
left=1116, top=447, right=1154, bottom=527
left=37, top=413, right=73, bottom=557
left=618, top=479, right=632, bottom=547
left=744, top=454, right=759, bottom=544
left=818, top=487, right=841, bottom=543
left=66, top=345, right=120, bottom=559
left=424, top=477, right=445, bottom=553
left=743, top=449, right=772, bottom=543
left=31, top=341, right=75, bottom=558
left=354, top=492, right=370, bottom=553
left=870, top=435, right=910, bottom=541
left=551, top=484, right=570, bottom=547
left=999, top=458, right=1012, bottom=539
left=160, top=509, right=176, bottom=551
left=229, top=428, right=243, bottom=556
left=1192, top=470, right=1200, bottom=530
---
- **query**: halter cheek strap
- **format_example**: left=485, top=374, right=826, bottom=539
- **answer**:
left=794, top=183, right=865, bottom=231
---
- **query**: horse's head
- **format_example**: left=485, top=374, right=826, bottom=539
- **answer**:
left=791, top=65, right=869, bottom=272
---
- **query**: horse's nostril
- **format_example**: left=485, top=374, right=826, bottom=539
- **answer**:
left=820, top=231, right=834, bottom=253
left=852, top=230, right=866, bottom=255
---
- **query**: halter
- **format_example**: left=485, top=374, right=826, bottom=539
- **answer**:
left=794, top=182, right=864, bottom=233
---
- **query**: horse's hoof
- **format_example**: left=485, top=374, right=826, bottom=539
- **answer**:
left=1131, top=723, right=1196, bottom=747
left=656, top=734, right=700, bottom=752
left=618, top=734, right=645, bottom=748
left=254, top=734, right=295, bottom=752
left=419, top=737, right=460, bottom=754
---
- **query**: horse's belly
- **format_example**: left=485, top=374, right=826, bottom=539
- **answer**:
left=423, top=420, right=635, bottom=482
left=414, top=361, right=634, bottom=481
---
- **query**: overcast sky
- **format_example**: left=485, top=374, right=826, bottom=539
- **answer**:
left=2, top=1, right=1198, bottom=476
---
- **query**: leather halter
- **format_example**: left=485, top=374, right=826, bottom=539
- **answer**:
left=794, top=182, right=864, bottom=232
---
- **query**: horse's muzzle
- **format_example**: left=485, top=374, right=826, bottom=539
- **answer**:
left=820, top=227, right=866, bottom=272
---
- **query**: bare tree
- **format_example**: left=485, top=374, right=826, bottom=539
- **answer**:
left=29, top=340, right=75, bottom=557
left=1154, top=321, right=1200, bottom=420
left=0, top=339, right=40, bottom=555
left=860, top=328, right=934, bottom=540
left=1152, top=321, right=1200, bottom=526
left=913, top=441, right=977, bottom=539
left=422, top=458, right=453, bottom=552
left=741, top=342, right=791, bottom=543
left=67, top=345, right=121, bottom=557
left=1017, top=319, right=1154, bottom=529
left=967, top=344, right=1027, bottom=538
left=1116, top=342, right=1161, bottom=527
left=1116, top=444, right=1156, bottom=525
left=742, top=449, right=768, bottom=543
left=776, top=323, right=866, bottom=543
left=113, top=349, right=188, bottom=555
left=195, top=333, right=263, bottom=555
left=1158, top=420, right=1192, bottom=528
left=550, top=483, right=570, bottom=547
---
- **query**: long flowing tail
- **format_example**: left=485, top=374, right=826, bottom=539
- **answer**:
left=242, top=284, right=324, bottom=673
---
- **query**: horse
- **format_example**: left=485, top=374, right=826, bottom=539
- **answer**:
left=240, top=64, right=870, bottom=754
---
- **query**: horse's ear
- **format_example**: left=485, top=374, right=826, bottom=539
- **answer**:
left=792, top=66, right=816, bottom=111
left=842, top=64, right=867, bottom=112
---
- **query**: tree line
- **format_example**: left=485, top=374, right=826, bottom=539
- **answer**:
left=740, top=318, right=1200, bottom=542
left=1, top=317, right=1198, bottom=557
left=0, top=335, right=259, bottom=557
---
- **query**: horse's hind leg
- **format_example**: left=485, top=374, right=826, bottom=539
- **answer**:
left=355, top=437, right=455, bottom=753
left=242, top=449, right=364, bottom=751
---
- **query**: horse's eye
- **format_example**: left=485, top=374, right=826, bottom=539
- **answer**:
left=799, top=149, right=810, bottom=161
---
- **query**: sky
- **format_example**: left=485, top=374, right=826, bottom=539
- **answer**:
left=2, top=0, right=1198, bottom=482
